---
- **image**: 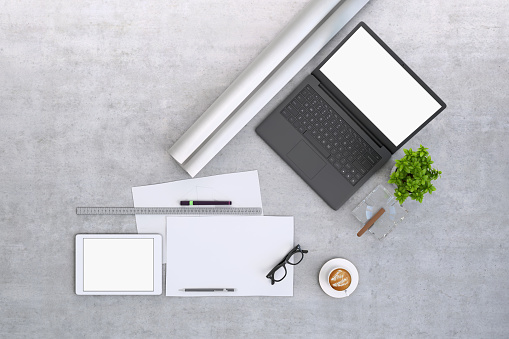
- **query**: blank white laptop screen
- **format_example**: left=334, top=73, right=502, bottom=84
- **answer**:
left=320, top=26, right=442, bottom=146
left=76, top=234, right=162, bottom=295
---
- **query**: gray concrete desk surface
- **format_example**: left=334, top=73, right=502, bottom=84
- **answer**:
left=0, top=0, right=508, bottom=337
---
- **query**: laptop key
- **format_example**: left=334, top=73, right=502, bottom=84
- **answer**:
left=293, top=121, right=303, bottom=130
left=361, top=159, right=372, bottom=170
left=353, top=161, right=366, bottom=174
left=366, top=154, right=376, bottom=164
left=287, top=105, right=298, bottom=116
left=303, top=130, right=330, bottom=158
left=333, top=162, right=342, bottom=170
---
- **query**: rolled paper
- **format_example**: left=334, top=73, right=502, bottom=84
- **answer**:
left=171, top=0, right=370, bottom=177
left=169, top=0, right=342, bottom=168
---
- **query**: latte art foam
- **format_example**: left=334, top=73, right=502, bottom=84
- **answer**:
left=329, top=268, right=351, bottom=291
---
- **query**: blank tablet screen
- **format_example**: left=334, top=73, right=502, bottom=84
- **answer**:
left=83, top=238, right=154, bottom=292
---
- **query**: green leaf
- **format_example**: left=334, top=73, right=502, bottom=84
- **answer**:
left=391, top=145, right=440, bottom=203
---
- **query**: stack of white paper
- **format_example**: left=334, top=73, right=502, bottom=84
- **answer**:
left=132, top=171, right=296, bottom=296
left=132, top=171, right=263, bottom=263
left=166, top=216, right=294, bottom=297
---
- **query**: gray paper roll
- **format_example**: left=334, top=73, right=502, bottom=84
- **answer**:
left=171, top=0, right=370, bottom=177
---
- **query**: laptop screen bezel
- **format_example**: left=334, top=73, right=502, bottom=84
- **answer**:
left=313, top=22, right=446, bottom=154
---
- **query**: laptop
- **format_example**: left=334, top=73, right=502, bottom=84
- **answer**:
left=256, top=22, right=446, bottom=210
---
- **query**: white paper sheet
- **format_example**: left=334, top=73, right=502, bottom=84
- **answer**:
left=131, top=171, right=263, bottom=263
left=166, top=216, right=294, bottom=297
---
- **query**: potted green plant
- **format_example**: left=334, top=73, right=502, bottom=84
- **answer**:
left=388, top=145, right=441, bottom=205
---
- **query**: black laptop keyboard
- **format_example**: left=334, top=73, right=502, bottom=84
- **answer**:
left=281, top=85, right=381, bottom=186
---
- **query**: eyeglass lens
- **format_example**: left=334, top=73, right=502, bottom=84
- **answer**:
left=272, top=265, right=287, bottom=281
left=287, top=251, right=304, bottom=265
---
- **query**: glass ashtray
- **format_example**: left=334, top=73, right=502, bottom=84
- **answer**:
left=352, top=185, right=407, bottom=240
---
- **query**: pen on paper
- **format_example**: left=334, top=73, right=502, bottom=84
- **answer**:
left=179, top=288, right=236, bottom=292
left=180, top=200, right=232, bottom=206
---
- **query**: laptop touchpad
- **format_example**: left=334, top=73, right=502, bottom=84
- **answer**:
left=287, top=141, right=326, bottom=179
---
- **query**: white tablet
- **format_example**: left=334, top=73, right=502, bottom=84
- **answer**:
left=75, top=234, right=163, bottom=295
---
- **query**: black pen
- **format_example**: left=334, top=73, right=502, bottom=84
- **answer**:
left=180, top=200, right=232, bottom=206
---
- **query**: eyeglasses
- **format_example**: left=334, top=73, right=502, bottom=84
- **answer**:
left=266, top=244, right=308, bottom=285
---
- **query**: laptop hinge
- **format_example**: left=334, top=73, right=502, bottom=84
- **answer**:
left=318, top=83, right=383, bottom=149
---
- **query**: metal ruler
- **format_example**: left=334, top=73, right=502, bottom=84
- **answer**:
left=76, top=207, right=263, bottom=216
